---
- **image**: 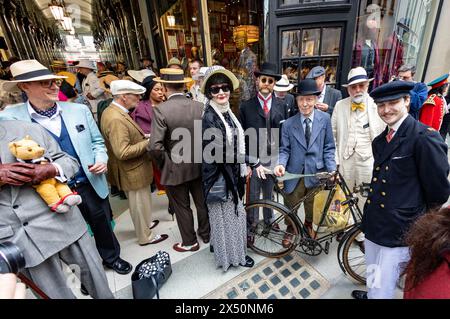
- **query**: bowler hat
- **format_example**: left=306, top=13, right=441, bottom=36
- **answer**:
left=297, top=79, right=321, bottom=96
left=370, top=81, right=415, bottom=103
left=254, top=62, right=282, bottom=81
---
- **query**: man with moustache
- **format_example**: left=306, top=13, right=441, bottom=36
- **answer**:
left=332, top=67, right=385, bottom=214
left=351, top=81, right=450, bottom=299
left=239, top=62, right=289, bottom=245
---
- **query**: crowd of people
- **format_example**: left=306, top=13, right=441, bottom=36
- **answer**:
left=0, top=53, right=449, bottom=299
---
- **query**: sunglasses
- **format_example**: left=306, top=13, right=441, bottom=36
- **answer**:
left=260, top=77, right=274, bottom=85
left=210, top=84, right=231, bottom=95
left=38, top=79, right=63, bottom=88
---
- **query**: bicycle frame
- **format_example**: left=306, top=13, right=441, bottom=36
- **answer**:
left=270, top=171, right=364, bottom=247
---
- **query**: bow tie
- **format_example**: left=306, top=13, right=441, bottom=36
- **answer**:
left=351, top=102, right=365, bottom=112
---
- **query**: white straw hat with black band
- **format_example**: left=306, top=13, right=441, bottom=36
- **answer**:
left=342, top=67, right=374, bottom=87
left=2, top=60, right=67, bottom=92
left=274, top=75, right=294, bottom=92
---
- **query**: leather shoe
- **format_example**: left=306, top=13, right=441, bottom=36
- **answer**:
left=240, top=255, right=255, bottom=268
left=201, top=236, right=210, bottom=244
left=80, top=284, right=89, bottom=296
left=173, top=242, right=200, bottom=252
left=209, top=245, right=214, bottom=253
left=140, top=234, right=169, bottom=246
left=149, top=219, right=159, bottom=230
left=351, top=290, right=368, bottom=299
left=104, top=258, right=133, bottom=275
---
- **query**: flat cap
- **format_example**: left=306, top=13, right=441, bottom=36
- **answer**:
left=110, top=80, right=146, bottom=95
left=306, top=66, right=325, bottom=79
left=370, top=81, right=415, bottom=103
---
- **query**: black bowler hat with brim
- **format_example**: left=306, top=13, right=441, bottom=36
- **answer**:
left=254, top=62, right=282, bottom=81
left=370, top=81, right=415, bottom=103
left=296, top=79, right=321, bottom=96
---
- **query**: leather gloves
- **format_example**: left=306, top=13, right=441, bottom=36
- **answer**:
left=0, top=163, right=35, bottom=187
left=30, top=164, right=58, bottom=185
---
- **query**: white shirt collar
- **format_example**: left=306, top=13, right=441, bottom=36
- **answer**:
left=27, top=101, right=62, bottom=119
left=389, top=113, right=409, bottom=132
left=112, top=101, right=130, bottom=113
left=319, top=85, right=327, bottom=100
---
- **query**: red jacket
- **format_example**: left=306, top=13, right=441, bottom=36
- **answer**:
left=419, top=94, right=445, bottom=131
left=404, top=252, right=450, bottom=299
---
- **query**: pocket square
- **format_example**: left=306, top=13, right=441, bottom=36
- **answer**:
left=76, top=124, right=85, bottom=132
left=392, top=156, right=408, bottom=160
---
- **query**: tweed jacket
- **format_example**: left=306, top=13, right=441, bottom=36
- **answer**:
left=101, top=102, right=153, bottom=191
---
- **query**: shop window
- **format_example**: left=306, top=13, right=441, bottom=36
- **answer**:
left=352, top=0, right=442, bottom=89
left=281, top=26, right=342, bottom=87
left=160, top=0, right=204, bottom=69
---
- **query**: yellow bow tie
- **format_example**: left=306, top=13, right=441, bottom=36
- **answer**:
left=351, top=102, right=366, bottom=112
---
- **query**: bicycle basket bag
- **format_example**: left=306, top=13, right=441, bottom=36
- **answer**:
left=313, top=185, right=350, bottom=233
left=131, top=251, right=172, bottom=299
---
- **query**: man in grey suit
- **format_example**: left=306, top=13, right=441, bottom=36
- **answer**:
left=0, top=120, right=113, bottom=299
left=306, top=66, right=342, bottom=115
left=274, top=79, right=336, bottom=244
left=150, top=68, right=210, bottom=253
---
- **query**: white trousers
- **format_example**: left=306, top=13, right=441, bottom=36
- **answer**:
left=365, top=239, right=410, bottom=299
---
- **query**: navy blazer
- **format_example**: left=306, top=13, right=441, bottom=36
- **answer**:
left=361, top=115, right=450, bottom=247
left=323, top=86, right=343, bottom=115
left=278, top=110, right=336, bottom=192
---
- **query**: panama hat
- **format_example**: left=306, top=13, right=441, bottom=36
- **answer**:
left=110, top=80, right=146, bottom=96
left=167, top=57, right=182, bottom=68
left=274, top=75, right=294, bottom=92
left=2, top=59, right=67, bottom=92
left=100, top=74, right=120, bottom=94
left=342, top=67, right=373, bottom=87
left=201, top=66, right=240, bottom=94
left=128, top=69, right=156, bottom=84
left=154, top=68, right=192, bottom=84
left=77, top=60, right=96, bottom=70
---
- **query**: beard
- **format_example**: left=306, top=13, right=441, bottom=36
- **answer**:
left=352, top=93, right=366, bottom=104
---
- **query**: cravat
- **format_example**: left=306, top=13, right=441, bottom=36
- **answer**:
left=258, top=93, right=272, bottom=117
left=351, top=102, right=366, bottom=112
left=386, top=128, right=395, bottom=143
left=31, top=103, right=58, bottom=118
left=304, top=118, right=311, bottom=146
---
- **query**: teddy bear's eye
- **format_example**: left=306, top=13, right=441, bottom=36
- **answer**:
left=28, top=148, right=32, bottom=152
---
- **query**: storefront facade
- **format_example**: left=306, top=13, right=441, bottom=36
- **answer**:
left=147, top=0, right=443, bottom=92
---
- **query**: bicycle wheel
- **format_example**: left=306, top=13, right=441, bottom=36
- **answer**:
left=245, top=200, right=300, bottom=258
left=341, top=227, right=366, bottom=284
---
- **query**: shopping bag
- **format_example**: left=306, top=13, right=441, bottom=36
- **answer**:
left=313, top=185, right=350, bottom=233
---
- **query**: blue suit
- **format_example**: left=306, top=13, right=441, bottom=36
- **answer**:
left=0, top=102, right=109, bottom=199
left=278, top=110, right=336, bottom=193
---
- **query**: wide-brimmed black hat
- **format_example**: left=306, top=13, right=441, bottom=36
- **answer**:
left=254, top=62, right=282, bottom=81
left=297, top=79, right=321, bottom=96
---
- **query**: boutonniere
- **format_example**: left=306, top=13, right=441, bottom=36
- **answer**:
left=76, top=124, right=85, bottom=132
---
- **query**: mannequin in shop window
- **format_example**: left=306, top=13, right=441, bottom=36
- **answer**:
left=237, top=44, right=258, bottom=102
left=352, top=17, right=382, bottom=90
left=382, top=19, right=410, bottom=83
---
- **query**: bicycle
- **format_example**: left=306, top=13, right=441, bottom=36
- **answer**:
left=245, top=171, right=367, bottom=284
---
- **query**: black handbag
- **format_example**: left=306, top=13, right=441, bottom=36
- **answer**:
left=206, top=173, right=228, bottom=203
left=131, top=251, right=172, bottom=299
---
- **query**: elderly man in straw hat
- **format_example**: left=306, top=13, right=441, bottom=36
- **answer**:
left=77, top=60, right=107, bottom=119
left=0, top=60, right=132, bottom=277
left=149, top=68, right=210, bottom=252
left=331, top=67, right=385, bottom=245
left=101, top=80, right=169, bottom=246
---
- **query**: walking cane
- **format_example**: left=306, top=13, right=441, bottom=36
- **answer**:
left=17, top=273, right=50, bottom=299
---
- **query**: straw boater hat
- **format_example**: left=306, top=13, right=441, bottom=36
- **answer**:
left=274, top=75, right=295, bottom=92
left=110, top=80, right=146, bottom=96
left=154, top=68, right=192, bottom=84
left=342, top=67, right=373, bottom=87
left=128, top=69, right=156, bottom=84
left=2, top=59, right=67, bottom=92
left=77, top=60, right=96, bottom=70
left=100, top=74, right=120, bottom=94
left=167, top=57, right=182, bottom=68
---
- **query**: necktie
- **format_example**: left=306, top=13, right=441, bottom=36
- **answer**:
left=386, top=128, right=395, bottom=143
left=351, top=102, right=366, bottom=112
left=304, top=118, right=311, bottom=146
left=258, top=93, right=272, bottom=117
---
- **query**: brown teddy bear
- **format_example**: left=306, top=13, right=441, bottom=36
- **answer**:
left=8, top=135, right=82, bottom=213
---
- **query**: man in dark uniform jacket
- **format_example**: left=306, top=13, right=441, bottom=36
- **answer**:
left=239, top=62, right=289, bottom=242
left=351, top=81, right=450, bottom=300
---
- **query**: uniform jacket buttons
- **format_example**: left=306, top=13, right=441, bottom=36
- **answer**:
left=381, top=192, right=386, bottom=196
left=367, top=200, right=371, bottom=204
left=380, top=204, right=385, bottom=208
left=376, top=167, right=380, bottom=171
left=382, top=179, right=387, bottom=184
left=373, top=177, right=378, bottom=182
left=385, top=166, right=389, bottom=171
